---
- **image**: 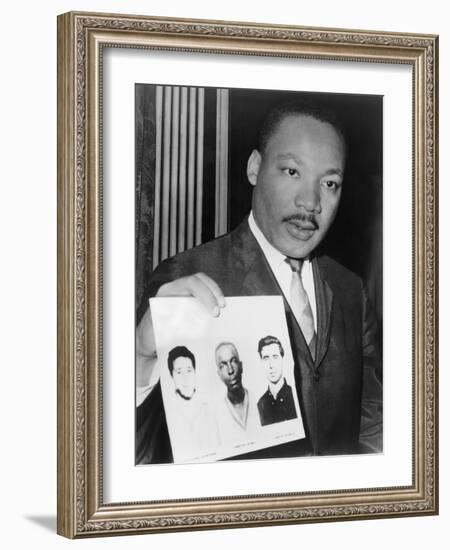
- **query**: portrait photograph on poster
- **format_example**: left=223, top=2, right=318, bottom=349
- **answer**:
left=149, top=296, right=304, bottom=463
left=57, top=11, right=438, bottom=538
left=135, top=84, right=383, bottom=466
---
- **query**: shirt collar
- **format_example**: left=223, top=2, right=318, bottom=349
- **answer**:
left=224, top=388, right=249, bottom=428
left=248, top=211, right=311, bottom=272
left=248, top=211, right=288, bottom=270
left=269, top=378, right=287, bottom=399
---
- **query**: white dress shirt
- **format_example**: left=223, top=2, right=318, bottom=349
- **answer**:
left=215, top=389, right=260, bottom=446
left=248, top=211, right=318, bottom=330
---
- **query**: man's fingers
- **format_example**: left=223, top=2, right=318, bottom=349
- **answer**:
left=185, top=274, right=222, bottom=316
left=194, top=272, right=226, bottom=309
left=156, top=273, right=225, bottom=316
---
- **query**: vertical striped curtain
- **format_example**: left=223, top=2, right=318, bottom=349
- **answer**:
left=135, top=84, right=230, bottom=313
left=153, top=86, right=205, bottom=266
left=152, top=85, right=229, bottom=269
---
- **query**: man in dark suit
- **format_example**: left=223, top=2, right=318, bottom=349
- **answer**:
left=136, top=101, right=382, bottom=463
left=256, top=335, right=298, bottom=426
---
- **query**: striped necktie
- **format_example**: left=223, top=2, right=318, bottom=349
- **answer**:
left=285, top=258, right=316, bottom=360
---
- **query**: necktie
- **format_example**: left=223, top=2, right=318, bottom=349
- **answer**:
left=285, top=258, right=316, bottom=360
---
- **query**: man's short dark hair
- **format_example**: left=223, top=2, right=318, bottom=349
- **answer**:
left=167, top=346, right=196, bottom=376
left=257, top=100, right=346, bottom=155
left=258, top=335, right=285, bottom=358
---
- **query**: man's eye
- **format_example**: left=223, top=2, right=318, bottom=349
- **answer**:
left=322, top=180, right=340, bottom=190
left=282, top=168, right=300, bottom=177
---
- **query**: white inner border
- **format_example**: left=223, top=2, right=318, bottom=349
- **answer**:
left=103, top=48, right=413, bottom=503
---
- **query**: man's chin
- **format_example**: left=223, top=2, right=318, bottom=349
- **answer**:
left=281, top=241, right=316, bottom=259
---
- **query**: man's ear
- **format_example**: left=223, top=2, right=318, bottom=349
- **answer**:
left=247, top=149, right=261, bottom=187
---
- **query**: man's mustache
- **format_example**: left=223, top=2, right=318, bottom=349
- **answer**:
left=283, top=213, right=319, bottom=230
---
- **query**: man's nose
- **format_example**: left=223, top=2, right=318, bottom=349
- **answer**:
left=294, top=179, right=321, bottom=213
left=226, top=362, right=235, bottom=374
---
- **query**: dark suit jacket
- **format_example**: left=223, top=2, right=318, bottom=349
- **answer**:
left=136, top=219, right=382, bottom=463
left=258, top=379, right=298, bottom=426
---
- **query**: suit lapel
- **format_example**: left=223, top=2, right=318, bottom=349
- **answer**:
left=312, top=258, right=334, bottom=368
left=229, top=220, right=281, bottom=297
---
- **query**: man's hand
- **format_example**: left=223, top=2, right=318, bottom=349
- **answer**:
left=136, top=273, right=225, bottom=388
left=156, top=272, right=225, bottom=316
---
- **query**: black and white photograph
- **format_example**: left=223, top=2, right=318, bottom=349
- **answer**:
left=135, top=84, right=383, bottom=466
left=149, top=296, right=304, bottom=463
left=53, top=8, right=439, bottom=540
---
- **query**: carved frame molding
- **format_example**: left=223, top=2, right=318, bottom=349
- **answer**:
left=57, top=11, right=438, bottom=538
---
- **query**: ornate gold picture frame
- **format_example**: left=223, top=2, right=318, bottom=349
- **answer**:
left=57, top=11, right=438, bottom=538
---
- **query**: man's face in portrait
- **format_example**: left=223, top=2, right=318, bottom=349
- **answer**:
left=172, top=356, right=196, bottom=399
left=247, top=114, right=345, bottom=259
left=216, top=344, right=243, bottom=392
left=260, top=343, right=284, bottom=384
